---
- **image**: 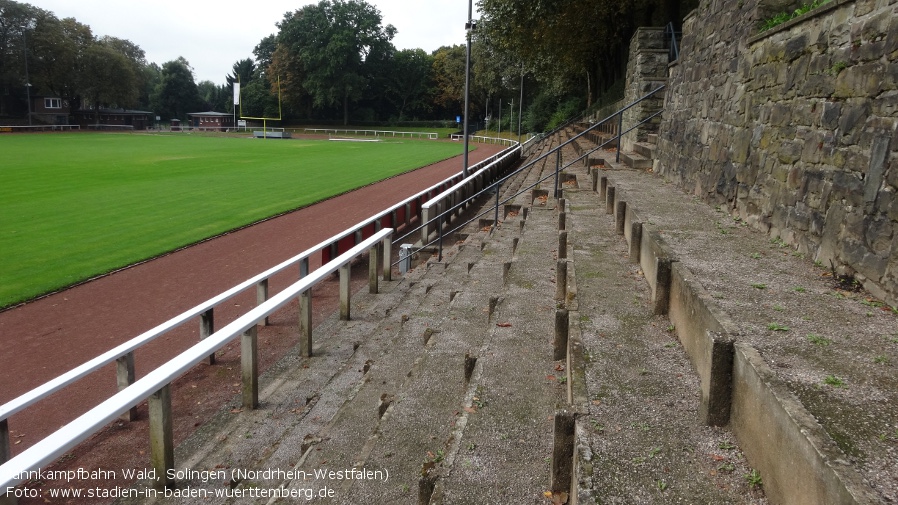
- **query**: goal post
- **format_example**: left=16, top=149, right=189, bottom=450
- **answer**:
left=238, top=76, right=284, bottom=139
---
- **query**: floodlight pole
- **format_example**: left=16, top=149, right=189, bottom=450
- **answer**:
left=462, top=0, right=474, bottom=177
left=518, top=69, right=524, bottom=143
left=22, top=26, right=32, bottom=126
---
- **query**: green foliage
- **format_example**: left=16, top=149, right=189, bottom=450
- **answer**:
left=759, top=0, right=832, bottom=32
left=745, top=469, right=763, bottom=488
left=823, top=375, right=846, bottom=387
left=522, top=93, right=584, bottom=133
left=150, top=57, right=202, bottom=120
left=806, top=334, right=831, bottom=346
left=270, top=0, right=396, bottom=125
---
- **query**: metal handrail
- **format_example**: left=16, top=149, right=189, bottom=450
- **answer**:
left=665, top=22, right=682, bottom=62
left=0, top=229, right=394, bottom=491
left=393, top=86, right=667, bottom=261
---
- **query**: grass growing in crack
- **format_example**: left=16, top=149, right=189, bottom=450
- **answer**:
left=793, top=286, right=806, bottom=293
left=767, top=323, right=790, bottom=331
left=718, top=441, right=736, bottom=450
left=824, top=375, right=846, bottom=388
left=751, top=283, right=767, bottom=289
left=806, top=334, right=831, bottom=346
left=750, top=252, right=762, bottom=259
left=656, top=480, right=668, bottom=492
left=873, top=355, right=890, bottom=365
left=745, top=468, right=763, bottom=488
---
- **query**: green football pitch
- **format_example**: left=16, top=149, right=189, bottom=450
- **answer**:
left=0, top=133, right=467, bottom=308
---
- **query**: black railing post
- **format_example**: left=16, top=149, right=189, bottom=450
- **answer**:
left=494, top=181, right=501, bottom=230
left=554, top=149, right=561, bottom=198
left=438, top=213, right=444, bottom=262
left=616, top=111, right=624, bottom=163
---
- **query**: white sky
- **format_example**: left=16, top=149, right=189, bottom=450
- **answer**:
left=27, top=0, right=478, bottom=84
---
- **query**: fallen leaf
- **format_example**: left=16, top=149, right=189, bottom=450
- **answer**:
left=464, top=406, right=477, bottom=414
left=710, top=454, right=726, bottom=461
left=543, top=490, right=569, bottom=504
left=554, top=364, right=565, bottom=372
left=546, top=375, right=556, bottom=381
left=229, top=408, right=243, bottom=414
left=496, top=322, right=512, bottom=327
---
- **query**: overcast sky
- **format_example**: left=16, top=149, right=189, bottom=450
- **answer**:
left=28, top=0, right=479, bottom=84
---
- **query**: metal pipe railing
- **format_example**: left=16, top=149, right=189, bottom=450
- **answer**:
left=0, top=229, right=393, bottom=491
left=394, top=86, right=666, bottom=261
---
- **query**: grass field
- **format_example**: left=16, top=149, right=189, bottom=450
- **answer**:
left=0, top=133, right=467, bottom=308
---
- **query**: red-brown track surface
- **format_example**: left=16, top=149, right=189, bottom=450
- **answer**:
left=1, top=139, right=504, bottom=503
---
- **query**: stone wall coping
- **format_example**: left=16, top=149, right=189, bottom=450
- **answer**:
left=748, top=0, right=854, bottom=46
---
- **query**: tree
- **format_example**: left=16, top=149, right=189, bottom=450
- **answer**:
left=430, top=45, right=467, bottom=119
left=270, top=0, right=396, bottom=124
left=79, top=42, right=137, bottom=116
left=151, top=57, right=201, bottom=120
left=477, top=0, right=696, bottom=107
left=382, top=48, right=433, bottom=121
left=0, top=0, right=49, bottom=115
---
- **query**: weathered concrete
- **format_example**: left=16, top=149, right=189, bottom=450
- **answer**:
left=731, top=343, right=879, bottom=505
left=668, top=262, right=736, bottom=426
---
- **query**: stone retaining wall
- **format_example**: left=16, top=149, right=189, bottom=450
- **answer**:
left=657, top=0, right=898, bottom=307
left=621, top=28, right=669, bottom=153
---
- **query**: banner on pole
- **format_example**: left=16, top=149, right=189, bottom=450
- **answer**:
left=233, top=82, right=240, bottom=105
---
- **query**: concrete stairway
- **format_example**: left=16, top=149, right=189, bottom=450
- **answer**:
left=117, top=144, right=569, bottom=504
left=619, top=133, right=658, bottom=170
left=114, top=133, right=776, bottom=505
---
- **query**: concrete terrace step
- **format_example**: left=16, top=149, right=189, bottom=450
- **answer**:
left=430, top=199, right=566, bottom=503
left=586, top=167, right=893, bottom=504
left=619, top=151, right=652, bottom=170
left=633, top=141, right=657, bottom=160
left=115, top=231, right=493, bottom=503
left=563, top=187, right=766, bottom=504
left=116, top=192, right=568, bottom=504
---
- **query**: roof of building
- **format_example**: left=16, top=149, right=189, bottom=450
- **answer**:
left=74, top=109, right=154, bottom=115
left=188, top=111, right=232, bottom=117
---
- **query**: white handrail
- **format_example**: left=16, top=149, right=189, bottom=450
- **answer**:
left=0, top=228, right=393, bottom=490
left=303, top=128, right=438, bottom=140
left=0, top=228, right=345, bottom=421
left=421, top=147, right=522, bottom=212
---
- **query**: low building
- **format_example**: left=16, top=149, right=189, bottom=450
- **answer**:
left=73, top=109, right=153, bottom=130
left=30, top=96, right=71, bottom=125
left=188, top=111, right=234, bottom=131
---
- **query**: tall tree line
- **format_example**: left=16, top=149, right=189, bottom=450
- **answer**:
left=2, top=0, right=695, bottom=129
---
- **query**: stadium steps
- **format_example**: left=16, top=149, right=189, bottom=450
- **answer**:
left=561, top=185, right=762, bottom=504
left=118, top=179, right=564, bottom=503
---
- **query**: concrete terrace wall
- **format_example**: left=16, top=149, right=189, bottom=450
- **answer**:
left=657, top=0, right=898, bottom=307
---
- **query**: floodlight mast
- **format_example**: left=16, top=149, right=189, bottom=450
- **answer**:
left=22, top=25, right=32, bottom=126
left=462, top=0, right=474, bottom=177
